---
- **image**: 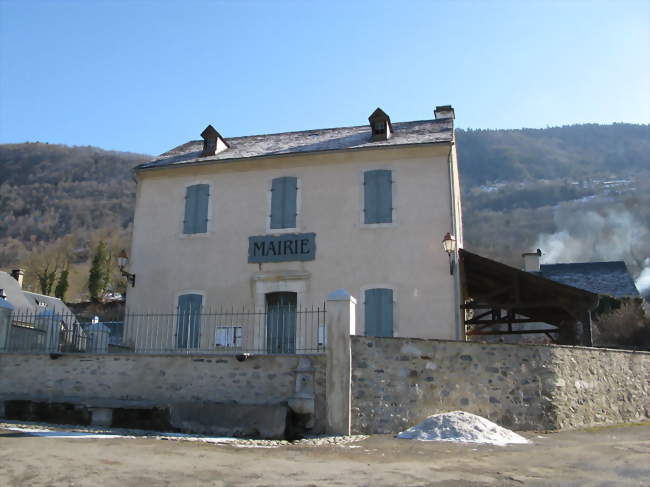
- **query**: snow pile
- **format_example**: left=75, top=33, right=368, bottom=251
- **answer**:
left=397, top=411, right=530, bottom=446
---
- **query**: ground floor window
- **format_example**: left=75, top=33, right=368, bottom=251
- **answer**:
left=176, top=293, right=202, bottom=348
left=266, top=291, right=296, bottom=353
left=364, top=288, right=394, bottom=337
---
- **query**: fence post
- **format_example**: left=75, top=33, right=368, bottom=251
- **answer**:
left=0, top=299, right=14, bottom=351
left=325, top=289, right=356, bottom=436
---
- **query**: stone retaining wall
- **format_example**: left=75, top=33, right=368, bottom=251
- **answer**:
left=0, top=352, right=326, bottom=436
left=350, top=336, right=650, bottom=434
left=550, top=346, right=650, bottom=429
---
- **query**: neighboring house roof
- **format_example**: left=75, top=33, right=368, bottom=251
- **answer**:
left=540, top=261, right=640, bottom=298
left=0, top=271, right=79, bottom=327
left=23, top=291, right=79, bottom=326
left=0, top=271, right=33, bottom=311
left=137, top=118, right=454, bottom=171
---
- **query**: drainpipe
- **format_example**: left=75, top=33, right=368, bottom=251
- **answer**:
left=446, top=141, right=463, bottom=341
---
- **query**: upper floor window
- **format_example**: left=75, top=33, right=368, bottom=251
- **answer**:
left=364, top=288, right=394, bottom=337
left=363, top=169, right=393, bottom=224
left=183, top=184, right=210, bottom=234
left=270, top=176, right=298, bottom=230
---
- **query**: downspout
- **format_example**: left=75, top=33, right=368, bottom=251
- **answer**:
left=446, top=140, right=463, bottom=341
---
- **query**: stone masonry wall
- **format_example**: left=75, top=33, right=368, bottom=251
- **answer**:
left=350, top=336, right=650, bottom=434
left=0, top=353, right=326, bottom=431
left=550, top=346, right=650, bottom=429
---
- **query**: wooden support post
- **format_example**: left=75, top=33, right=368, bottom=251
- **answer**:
left=582, top=311, right=593, bottom=346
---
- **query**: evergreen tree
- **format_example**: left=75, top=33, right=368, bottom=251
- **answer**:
left=54, top=268, right=69, bottom=300
left=37, top=265, right=57, bottom=295
left=88, top=241, right=111, bottom=302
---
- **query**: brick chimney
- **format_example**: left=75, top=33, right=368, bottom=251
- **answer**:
left=522, top=250, right=542, bottom=272
left=10, top=269, right=24, bottom=288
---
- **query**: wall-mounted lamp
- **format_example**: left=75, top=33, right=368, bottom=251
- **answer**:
left=117, top=250, right=136, bottom=287
left=442, top=232, right=457, bottom=275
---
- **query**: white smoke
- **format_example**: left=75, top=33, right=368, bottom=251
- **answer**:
left=637, top=259, right=650, bottom=296
left=535, top=206, right=650, bottom=296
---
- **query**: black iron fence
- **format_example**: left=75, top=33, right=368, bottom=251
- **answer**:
left=1, top=305, right=326, bottom=355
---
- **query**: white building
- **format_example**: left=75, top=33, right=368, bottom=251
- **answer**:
left=126, top=106, right=464, bottom=350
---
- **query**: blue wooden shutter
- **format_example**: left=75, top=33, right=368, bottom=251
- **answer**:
left=183, top=184, right=209, bottom=234
left=364, top=170, right=392, bottom=224
left=177, top=293, right=202, bottom=348
left=282, top=177, right=297, bottom=228
left=183, top=186, right=197, bottom=234
left=270, top=177, right=297, bottom=229
left=364, top=288, right=393, bottom=337
left=364, top=171, right=378, bottom=224
left=376, top=170, right=392, bottom=223
left=194, top=184, right=209, bottom=233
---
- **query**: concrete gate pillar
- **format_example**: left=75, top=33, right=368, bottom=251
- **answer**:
left=325, top=289, right=356, bottom=435
left=0, top=297, right=14, bottom=351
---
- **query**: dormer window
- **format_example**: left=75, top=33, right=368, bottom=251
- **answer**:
left=200, top=125, right=230, bottom=157
left=368, top=108, right=392, bottom=141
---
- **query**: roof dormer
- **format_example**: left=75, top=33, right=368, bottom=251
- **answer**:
left=368, top=108, right=392, bottom=141
left=200, top=125, right=230, bottom=157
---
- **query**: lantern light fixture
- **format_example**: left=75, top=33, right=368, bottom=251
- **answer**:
left=117, top=249, right=136, bottom=287
left=442, top=232, right=457, bottom=275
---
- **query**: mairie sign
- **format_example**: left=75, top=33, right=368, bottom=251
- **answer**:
left=248, top=233, right=316, bottom=263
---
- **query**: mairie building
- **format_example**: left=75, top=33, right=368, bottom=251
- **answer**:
left=127, top=106, right=464, bottom=349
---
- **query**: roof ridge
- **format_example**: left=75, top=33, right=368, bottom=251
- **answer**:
left=219, top=118, right=442, bottom=141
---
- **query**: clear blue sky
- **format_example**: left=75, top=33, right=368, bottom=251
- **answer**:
left=1, top=0, right=648, bottom=155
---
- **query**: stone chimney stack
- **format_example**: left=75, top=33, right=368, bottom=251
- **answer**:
left=522, top=249, right=542, bottom=272
left=10, top=269, right=24, bottom=288
left=434, top=105, right=455, bottom=120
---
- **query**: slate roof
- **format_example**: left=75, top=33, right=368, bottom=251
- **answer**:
left=0, top=272, right=33, bottom=311
left=539, top=261, right=640, bottom=298
left=23, top=291, right=79, bottom=327
left=0, top=271, right=79, bottom=326
left=137, top=118, right=454, bottom=170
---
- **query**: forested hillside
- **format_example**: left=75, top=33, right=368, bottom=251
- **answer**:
left=457, top=124, right=650, bottom=287
left=0, top=144, right=149, bottom=298
left=1, top=123, right=648, bottom=300
left=456, top=123, right=650, bottom=186
left=0, top=143, right=147, bottom=246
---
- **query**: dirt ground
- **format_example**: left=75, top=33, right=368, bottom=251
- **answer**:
left=1, top=423, right=649, bottom=487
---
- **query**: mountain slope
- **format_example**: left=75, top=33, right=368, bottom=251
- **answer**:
left=1, top=123, right=648, bottom=299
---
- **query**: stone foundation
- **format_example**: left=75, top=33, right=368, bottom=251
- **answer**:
left=0, top=352, right=326, bottom=439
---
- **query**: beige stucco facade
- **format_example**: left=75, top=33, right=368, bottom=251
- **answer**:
left=127, top=138, right=463, bottom=345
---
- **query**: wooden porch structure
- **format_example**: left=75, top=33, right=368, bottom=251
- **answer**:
left=459, top=249, right=601, bottom=345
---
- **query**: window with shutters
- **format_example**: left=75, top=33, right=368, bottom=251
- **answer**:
left=176, top=293, right=203, bottom=349
left=268, top=176, right=299, bottom=231
left=363, top=169, right=393, bottom=224
left=182, top=183, right=210, bottom=235
left=363, top=287, right=394, bottom=337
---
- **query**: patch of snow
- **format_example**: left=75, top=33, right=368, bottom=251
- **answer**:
left=396, top=411, right=530, bottom=446
left=4, top=426, right=133, bottom=439
left=0, top=421, right=367, bottom=448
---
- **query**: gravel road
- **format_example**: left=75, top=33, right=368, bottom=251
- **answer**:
left=1, top=421, right=648, bottom=486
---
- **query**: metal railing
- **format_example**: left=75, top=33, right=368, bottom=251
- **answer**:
left=1, top=305, right=326, bottom=355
